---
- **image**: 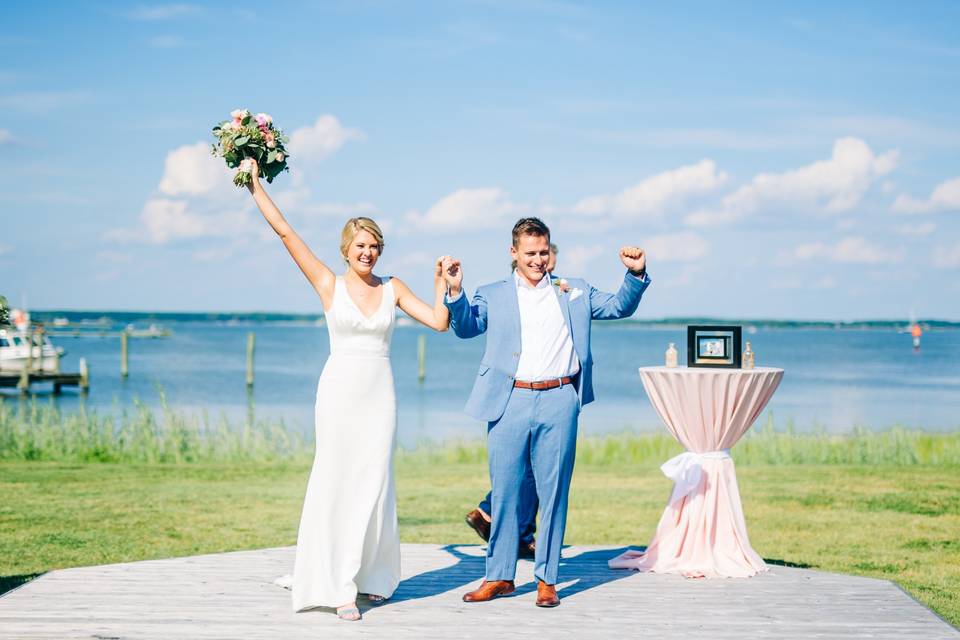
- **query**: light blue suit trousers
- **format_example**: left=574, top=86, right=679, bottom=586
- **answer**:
left=486, top=383, right=580, bottom=584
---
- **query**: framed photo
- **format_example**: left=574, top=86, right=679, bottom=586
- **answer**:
left=687, top=325, right=742, bottom=368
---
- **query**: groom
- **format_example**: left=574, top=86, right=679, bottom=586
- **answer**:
left=442, top=218, right=650, bottom=607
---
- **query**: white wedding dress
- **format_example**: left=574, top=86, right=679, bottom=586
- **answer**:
left=281, top=275, right=401, bottom=612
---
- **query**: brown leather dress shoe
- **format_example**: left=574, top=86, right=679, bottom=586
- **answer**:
left=462, top=580, right=515, bottom=602
left=518, top=539, right=536, bottom=559
left=465, top=509, right=491, bottom=542
left=535, top=580, right=560, bottom=608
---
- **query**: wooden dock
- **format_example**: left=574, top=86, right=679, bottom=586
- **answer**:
left=1, top=544, right=956, bottom=639
left=0, top=370, right=87, bottom=394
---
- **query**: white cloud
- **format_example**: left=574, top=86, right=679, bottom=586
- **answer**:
left=791, top=236, right=902, bottom=265
left=125, top=4, right=201, bottom=20
left=286, top=115, right=364, bottom=188
left=895, top=222, right=936, bottom=237
left=140, top=198, right=209, bottom=242
left=108, top=147, right=250, bottom=244
left=933, top=243, right=960, bottom=269
left=113, top=114, right=361, bottom=245
left=139, top=198, right=263, bottom=244
left=288, top=115, right=364, bottom=164
left=643, top=232, right=708, bottom=263
left=158, top=142, right=234, bottom=197
left=405, top=188, right=529, bottom=232
left=891, top=176, right=960, bottom=215
left=687, top=138, right=898, bottom=227
left=572, top=160, right=727, bottom=219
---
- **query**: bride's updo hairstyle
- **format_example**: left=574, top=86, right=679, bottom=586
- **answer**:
left=340, top=217, right=385, bottom=263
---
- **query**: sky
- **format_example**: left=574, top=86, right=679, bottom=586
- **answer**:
left=2, top=1, right=959, bottom=320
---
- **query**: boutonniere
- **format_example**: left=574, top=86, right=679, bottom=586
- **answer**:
left=553, top=277, right=583, bottom=300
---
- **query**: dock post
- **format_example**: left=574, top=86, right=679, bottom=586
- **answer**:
left=18, top=329, right=33, bottom=394
left=417, top=334, right=426, bottom=383
left=79, top=358, right=89, bottom=394
left=246, top=332, right=255, bottom=387
left=53, top=347, right=60, bottom=374
left=120, top=331, right=129, bottom=378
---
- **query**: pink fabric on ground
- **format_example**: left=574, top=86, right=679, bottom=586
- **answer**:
left=609, top=366, right=783, bottom=578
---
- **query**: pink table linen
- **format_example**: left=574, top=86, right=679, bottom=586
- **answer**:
left=609, top=366, right=784, bottom=578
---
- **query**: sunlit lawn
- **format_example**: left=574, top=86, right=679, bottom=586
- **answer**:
left=1, top=459, right=957, bottom=627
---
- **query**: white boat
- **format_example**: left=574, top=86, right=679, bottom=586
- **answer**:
left=124, top=323, right=171, bottom=338
left=0, top=326, right=65, bottom=373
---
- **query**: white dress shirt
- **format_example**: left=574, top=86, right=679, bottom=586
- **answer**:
left=513, top=271, right=580, bottom=382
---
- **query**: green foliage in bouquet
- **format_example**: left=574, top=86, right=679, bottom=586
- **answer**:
left=0, top=296, right=8, bottom=325
left=211, top=109, right=290, bottom=187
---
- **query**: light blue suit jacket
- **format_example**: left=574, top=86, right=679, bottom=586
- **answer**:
left=445, top=271, right=651, bottom=422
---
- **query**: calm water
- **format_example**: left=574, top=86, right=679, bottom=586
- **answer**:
left=11, top=323, right=960, bottom=447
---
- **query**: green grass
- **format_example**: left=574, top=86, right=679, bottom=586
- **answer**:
left=1, top=400, right=958, bottom=627
left=0, top=396, right=307, bottom=463
left=1, top=458, right=958, bottom=627
left=4, top=397, right=960, bottom=466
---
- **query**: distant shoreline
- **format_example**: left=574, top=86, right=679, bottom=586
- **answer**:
left=26, top=310, right=960, bottom=331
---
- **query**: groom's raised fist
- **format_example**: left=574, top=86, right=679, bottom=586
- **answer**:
left=619, top=246, right=646, bottom=275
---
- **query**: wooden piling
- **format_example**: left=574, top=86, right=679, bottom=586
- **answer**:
left=417, top=334, right=426, bottom=383
left=79, top=358, right=89, bottom=393
left=18, top=330, right=33, bottom=394
left=246, top=332, right=255, bottom=387
left=120, top=331, right=129, bottom=378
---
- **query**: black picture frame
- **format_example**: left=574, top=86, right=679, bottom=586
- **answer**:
left=687, top=325, right=742, bottom=368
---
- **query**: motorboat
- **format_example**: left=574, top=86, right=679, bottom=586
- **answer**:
left=0, top=325, right=66, bottom=373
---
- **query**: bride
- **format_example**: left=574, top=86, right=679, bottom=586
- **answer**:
left=244, top=160, right=451, bottom=621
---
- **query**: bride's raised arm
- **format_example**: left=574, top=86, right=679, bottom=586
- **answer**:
left=390, top=256, right=453, bottom=332
left=245, top=159, right=336, bottom=307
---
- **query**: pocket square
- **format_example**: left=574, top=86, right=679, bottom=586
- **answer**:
left=569, top=288, right=583, bottom=301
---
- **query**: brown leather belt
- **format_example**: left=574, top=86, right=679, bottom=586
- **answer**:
left=513, top=376, right=575, bottom=390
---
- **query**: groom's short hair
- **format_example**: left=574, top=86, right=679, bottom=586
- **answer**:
left=512, top=217, right=550, bottom=247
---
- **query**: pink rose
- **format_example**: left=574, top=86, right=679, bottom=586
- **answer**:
left=230, top=109, right=249, bottom=122
left=255, top=113, right=273, bottom=125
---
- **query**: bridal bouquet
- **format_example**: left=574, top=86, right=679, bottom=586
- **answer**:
left=211, top=109, right=290, bottom=187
